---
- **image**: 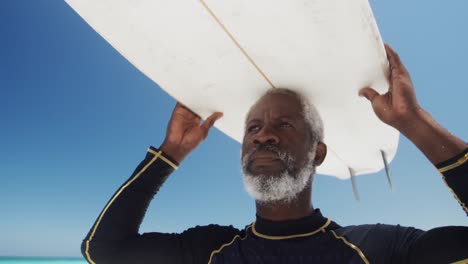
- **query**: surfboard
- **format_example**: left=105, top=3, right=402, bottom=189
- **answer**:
left=65, top=0, right=399, bottom=179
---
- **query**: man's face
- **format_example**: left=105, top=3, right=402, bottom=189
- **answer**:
left=242, top=93, right=312, bottom=176
left=241, top=93, right=315, bottom=202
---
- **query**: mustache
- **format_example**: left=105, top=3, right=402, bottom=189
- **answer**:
left=253, top=144, right=282, bottom=155
left=242, top=144, right=297, bottom=176
left=243, top=144, right=287, bottom=163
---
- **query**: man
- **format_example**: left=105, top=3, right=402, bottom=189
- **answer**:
left=81, top=45, right=467, bottom=263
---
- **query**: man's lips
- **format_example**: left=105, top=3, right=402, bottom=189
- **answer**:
left=249, top=151, right=281, bottom=163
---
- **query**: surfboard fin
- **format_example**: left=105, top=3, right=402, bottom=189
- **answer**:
left=381, top=150, right=393, bottom=191
left=349, top=168, right=360, bottom=201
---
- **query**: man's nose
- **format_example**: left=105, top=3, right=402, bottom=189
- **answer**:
left=252, top=126, right=279, bottom=145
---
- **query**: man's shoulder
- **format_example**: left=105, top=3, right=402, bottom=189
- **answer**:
left=180, top=224, right=245, bottom=238
left=331, top=223, right=425, bottom=263
left=335, top=223, right=424, bottom=240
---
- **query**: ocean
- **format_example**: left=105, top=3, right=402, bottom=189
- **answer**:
left=0, top=257, right=87, bottom=264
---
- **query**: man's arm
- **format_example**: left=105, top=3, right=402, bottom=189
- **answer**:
left=360, top=44, right=467, bottom=215
left=358, top=44, right=468, bottom=263
left=81, top=105, right=239, bottom=264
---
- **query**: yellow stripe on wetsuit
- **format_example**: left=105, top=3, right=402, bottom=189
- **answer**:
left=84, top=149, right=176, bottom=264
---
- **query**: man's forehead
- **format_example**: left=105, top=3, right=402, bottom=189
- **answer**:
left=246, top=93, right=303, bottom=120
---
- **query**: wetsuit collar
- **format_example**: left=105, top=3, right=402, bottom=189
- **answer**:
left=252, top=209, right=339, bottom=239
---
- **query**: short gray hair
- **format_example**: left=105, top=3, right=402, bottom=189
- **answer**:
left=247, top=88, right=324, bottom=145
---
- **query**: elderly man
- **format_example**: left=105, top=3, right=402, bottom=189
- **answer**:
left=81, top=45, right=467, bottom=264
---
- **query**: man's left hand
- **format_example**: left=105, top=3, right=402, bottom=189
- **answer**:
left=359, top=44, right=421, bottom=131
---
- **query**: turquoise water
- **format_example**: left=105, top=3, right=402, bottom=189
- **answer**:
left=0, top=258, right=87, bottom=264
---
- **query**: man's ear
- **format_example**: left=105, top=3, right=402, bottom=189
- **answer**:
left=314, top=142, right=327, bottom=166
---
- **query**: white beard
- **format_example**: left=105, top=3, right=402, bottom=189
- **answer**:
left=241, top=146, right=317, bottom=203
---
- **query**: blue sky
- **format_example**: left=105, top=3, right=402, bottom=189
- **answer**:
left=1, top=0, right=466, bottom=258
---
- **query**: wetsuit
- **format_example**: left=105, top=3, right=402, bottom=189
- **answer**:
left=82, top=147, right=468, bottom=264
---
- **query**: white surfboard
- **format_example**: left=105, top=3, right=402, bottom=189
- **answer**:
left=65, top=0, right=399, bottom=179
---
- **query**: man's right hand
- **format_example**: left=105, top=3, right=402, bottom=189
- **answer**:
left=160, top=103, right=223, bottom=163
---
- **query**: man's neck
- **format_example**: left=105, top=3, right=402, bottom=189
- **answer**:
left=255, top=185, right=314, bottom=221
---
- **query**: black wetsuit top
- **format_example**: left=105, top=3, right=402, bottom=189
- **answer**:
left=82, top=147, right=468, bottom=264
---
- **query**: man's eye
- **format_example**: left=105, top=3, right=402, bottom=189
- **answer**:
left=279, top=122, right=292, bottom=128
left=248, top=125, right=260, bottom=132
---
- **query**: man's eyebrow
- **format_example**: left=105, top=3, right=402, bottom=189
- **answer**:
left=246, top=118, right=261, bottom=124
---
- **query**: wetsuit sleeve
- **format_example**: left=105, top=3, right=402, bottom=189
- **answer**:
left=337, top=149, right=468, bottom=264
left=436, top=148, right=468, bottom=216
left=402, top=148, right=468, bottom=263
left=81, top=147, right=240, bottom=264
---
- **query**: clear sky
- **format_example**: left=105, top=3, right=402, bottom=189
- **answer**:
left=1, top=0, right=466, bottom=258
